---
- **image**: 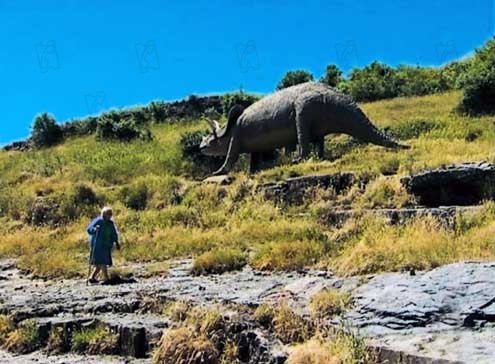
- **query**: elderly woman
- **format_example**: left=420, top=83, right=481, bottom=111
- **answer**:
left=86, top=206, right=120, bottom=284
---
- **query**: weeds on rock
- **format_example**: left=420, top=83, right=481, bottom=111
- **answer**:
left=253, top=303, right=275, bottom=328
left=310, top=288, right=352, bottom=320
left=0, top=315, right=14, bottom=346
left=273, top=303, right=312, bottom=344
left=3, top=320, right=39, bottom=354
left=71, top=325, right=118, bottom=355
left=152, top=327, right=219, bottom=364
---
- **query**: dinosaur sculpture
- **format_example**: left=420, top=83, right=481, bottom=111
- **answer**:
left=200, top=82, right=409, bottom=175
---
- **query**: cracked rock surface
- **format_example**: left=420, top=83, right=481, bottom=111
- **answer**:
left=1, top=260, right=495, bottom=363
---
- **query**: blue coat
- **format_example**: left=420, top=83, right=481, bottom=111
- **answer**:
left=87, top=217, right=119, bottom=266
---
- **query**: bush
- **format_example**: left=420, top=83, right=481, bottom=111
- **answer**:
left=276, top=70, right=314, bottom=90
left=190, top=248, right=247, bottom=275
left=120, top=182, right=148, bottom=210
left=457, top=38, right=495, bottom=115
left=221, top=90, right=260, bottom=114
left=179, top=130, right=223, bottom=177
left=320, top=64, right=343, bottom=87
left=31, top=113, right=63, bottom=148
left=96, top=111, right=152, bottom=141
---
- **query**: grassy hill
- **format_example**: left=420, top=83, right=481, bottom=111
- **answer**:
left=0, top=90, right=494, bottom=278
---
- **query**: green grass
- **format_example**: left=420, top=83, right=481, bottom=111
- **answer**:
left=1, top=91, right=494, bottom=279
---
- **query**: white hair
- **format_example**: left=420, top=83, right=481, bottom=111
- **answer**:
left=101, top=206, right=113, bottom=217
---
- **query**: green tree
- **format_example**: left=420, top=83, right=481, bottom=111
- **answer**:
left=31, top=113, right=63, bottom=148
left=276, top=70, right=314, bottom=90
left=346, top=62, right=397, bottom=102
left=457, top=37, right=495, bottom=115
left=320, top=64, right=343, bottom=87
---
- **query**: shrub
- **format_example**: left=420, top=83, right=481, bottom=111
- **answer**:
left=96, top=111, right=152, bottom=141
left=276, top=70, right=314, bottom=90
left=179, top=129, right=223, bottom=177
left=457, top=38, right=495, bottom=115
left=191, top=248, right=247, bottom=275
left=31, top=113, right=63, bottom=148
left=221, top=90, right=260, bottom=114
left=309, top=288, right=352, bottom=320
left=344, top=62, right=396, bottom=102
left=320, top=64, right=343, bottom=87
left=152, top=328, right=219, bottom=364
left=120, top=182, right=148, bottom=210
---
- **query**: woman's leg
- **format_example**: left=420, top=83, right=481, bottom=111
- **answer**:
left=101, top=265, right=110, bottom=282
left=90, top=265, right=101, bottom=280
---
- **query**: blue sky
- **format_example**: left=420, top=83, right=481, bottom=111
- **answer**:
left=1, top=0, right=493, bottom=145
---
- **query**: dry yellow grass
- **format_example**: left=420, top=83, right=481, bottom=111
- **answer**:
left=310, top=289, right=352, bottom=320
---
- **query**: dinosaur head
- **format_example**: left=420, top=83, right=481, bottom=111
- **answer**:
left=200, top=105, right=245, bottom=156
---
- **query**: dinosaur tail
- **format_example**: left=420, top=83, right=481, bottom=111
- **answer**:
left=352, top=108, right=410, bottom=149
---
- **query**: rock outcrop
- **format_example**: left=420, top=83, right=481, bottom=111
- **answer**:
left=401, top=162, right=495, bottom=207
left=259, top=172, right=356, bottom=205
left=1, top=259, right=495, bottom=363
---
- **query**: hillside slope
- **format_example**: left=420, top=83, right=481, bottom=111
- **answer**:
left=0, top=90, right=494, bottom=278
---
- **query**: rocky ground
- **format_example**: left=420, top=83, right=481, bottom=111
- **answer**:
left=1, top=258, right=495, bottom=363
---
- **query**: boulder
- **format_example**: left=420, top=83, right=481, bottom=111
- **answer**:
left=400, top=162, right=495, bottom=207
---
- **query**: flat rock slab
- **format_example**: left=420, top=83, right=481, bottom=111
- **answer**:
left=401, top=162, right=495, bottom=207
left=345, top=262, right=495, bottom=363
left=1, top=260, right=495, bottom=363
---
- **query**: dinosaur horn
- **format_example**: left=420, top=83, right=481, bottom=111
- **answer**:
left=206, top=119, right=218, bottom=138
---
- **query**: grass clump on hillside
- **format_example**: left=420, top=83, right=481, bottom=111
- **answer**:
left=1, top=91, right=495, bottom=279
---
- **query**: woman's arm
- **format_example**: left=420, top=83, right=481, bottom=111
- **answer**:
left=87, top=217, right=101, bottom=235
left=112, top=221, right=120, bottom=249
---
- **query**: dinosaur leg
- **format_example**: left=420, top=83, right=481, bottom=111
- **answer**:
left=250, top=152, right=261, bottom=173
left=316, top=137, right=325, bottom=159
left=213, top=134, right=240, bottom=176
left=294, top=106, right=311, bottom=161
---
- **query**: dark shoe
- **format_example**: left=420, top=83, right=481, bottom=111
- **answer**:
left=87, top=278, right=98, bottom=284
